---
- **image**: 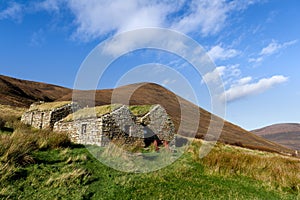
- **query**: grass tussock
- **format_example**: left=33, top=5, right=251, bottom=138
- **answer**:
left=0, top=126, right=71, bottom=169
left=189, top=140, right=300, bottom=193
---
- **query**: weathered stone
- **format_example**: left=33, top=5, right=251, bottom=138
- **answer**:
left=22, top=102, right=175, bottom=148
left=21, top=102, right=80, bottom=129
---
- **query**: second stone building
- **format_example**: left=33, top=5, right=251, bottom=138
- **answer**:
left=53, top=104, right=175, bottom=147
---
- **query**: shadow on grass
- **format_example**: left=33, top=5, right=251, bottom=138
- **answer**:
left=0, top=127, right=14, bottom=134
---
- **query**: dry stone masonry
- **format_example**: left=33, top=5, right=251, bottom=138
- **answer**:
left=22, top=102, right=175, bottom=147
left=21, top=101, right=80, bottom=129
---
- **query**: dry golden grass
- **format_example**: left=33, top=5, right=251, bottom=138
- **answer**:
left=28, top=101, right=71, bottom=111
left=189, top=140, right=300, bottom=192
left=0, top=104, right=26, bottom=119
left=0, top=126, right=71, bottom=169
left=45, top=168, right=89, bottom=187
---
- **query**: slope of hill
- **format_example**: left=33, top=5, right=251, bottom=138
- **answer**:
left=0, top=75, right=71, bottom=107
left=252, top=123, right=300, bottom=151
left=60, top=84, right=295, bottom=156
left=0, top=74, right=295, bottom=155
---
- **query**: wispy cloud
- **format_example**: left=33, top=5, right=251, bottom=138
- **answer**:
left=171, top=0, right=231, bottom=36
left=27, top=0, right=261, bottom=42
left=0, top=2, right=23, bottom=22
left=66, top=0, right=176, bottom=41
left=202, top=64, right=288, bottom=103
left=260, top=40, right=297, bottom=56
left=0, top=1, right=263, bottom=42
left=207, top=45, right=239, bottom=62
left=29, top=29, right=46, bottom=47
left=202, top=64, right=241, bottom=85
left=249, top=39, right=298, bottom=63
left=33, top=0, right=62, bottom=13
left=223, top=75, right=288, bottom=102
left=202, top=66, right=226, bottom=84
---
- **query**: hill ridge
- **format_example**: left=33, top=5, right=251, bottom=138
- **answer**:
left=0, top=74, right=295, bottom=155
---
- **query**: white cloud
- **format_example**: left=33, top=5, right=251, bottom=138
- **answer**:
left=207, top=45, right=239, bottom=62
left=33, top=0, right=62, bottom=12
left=162, top=78, right=176, bottom=85
left=27, top=0, right=260, bottom=42
left=66, top=0, right=176, bottom=41
left=248, top=57, right=263, bottom=63
left=0, top=2, right=22, bottom=21
left=171, top=0, right=230, bottom=36
left=223, top=75, right=288, bottom=102
left=0, top=0, right=263, bottom=42
left=202, top=66, right=226, bottom=84
left=202, top=64, right=241, bottom=85
left=260, top=40, right=298, bottom=56
left=235, top=76, right=252, bottom=86
left=249, top=40, right=298, bottom=63
left=29, top=29, right=46, bottom=46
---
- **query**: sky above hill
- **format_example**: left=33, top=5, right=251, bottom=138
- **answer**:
left=0, top=0, right=300, bottom=130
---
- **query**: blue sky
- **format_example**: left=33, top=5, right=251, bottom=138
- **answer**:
left=0, top=0, right=299, bottom=130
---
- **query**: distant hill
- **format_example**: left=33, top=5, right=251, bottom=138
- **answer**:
left=252, top=123, right=300, bottom=151
left=0, top=75, right=71, bottom=107
left=0, top=74, right=295, bottom=155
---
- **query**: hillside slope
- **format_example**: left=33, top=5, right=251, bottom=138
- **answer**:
left=0, top=74, right=294, bottom=155
left=61, top=83, right=295, bottom=155
left=0, top=75, right=71, bottom=107
left=252, top=123, right=300, bottom=150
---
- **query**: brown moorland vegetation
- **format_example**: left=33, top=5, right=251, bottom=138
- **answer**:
left=0, top=74, right=295, bottom=155
left=252, top=123, right=300, bottom=151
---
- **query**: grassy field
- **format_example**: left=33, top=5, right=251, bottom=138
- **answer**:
left=0, top=105, right=299, bottom=199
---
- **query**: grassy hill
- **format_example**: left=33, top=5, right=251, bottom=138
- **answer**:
left=0, top=75, right=71, bottom=107
left=0, top=74, right=294, bottom=155
left=252, top=123, right=300, bottom=151
left=0, top=105, right=299, bottom=199
left=64, top=83, right=295, bottom=155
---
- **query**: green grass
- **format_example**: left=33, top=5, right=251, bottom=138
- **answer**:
left=0, top=114, right=299, bottom=199
left=0, top=146, right=298, bottom=200
left=129, top=105, right=153, bottom=116
left=1, top=137, right=299, bottom=199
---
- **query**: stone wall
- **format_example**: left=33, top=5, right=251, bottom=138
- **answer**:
left=102, top=106, right=144, bottom=145
left=50, top=103, right=80, bottom=129
left=21, top=110, right=51, bottom=129
left=53, top=104, right=175, bottom=148
left=140, top=105, right=175, bottom=141
left=21, top=102, right=80, bottom=130
left=54, top=118, right=109, bottom=146
left=54, top=105, right=145, bottom=147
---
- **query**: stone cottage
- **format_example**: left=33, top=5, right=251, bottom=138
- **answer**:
left=21, top=101, right=80, bottom=129
left=53, top=104, right=175, bottom=147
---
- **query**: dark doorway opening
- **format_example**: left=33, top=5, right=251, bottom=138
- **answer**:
left=143, top=126, right=160, bottom=147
